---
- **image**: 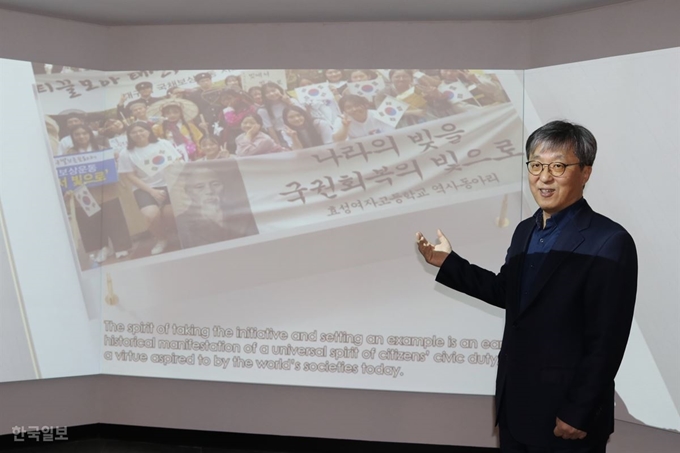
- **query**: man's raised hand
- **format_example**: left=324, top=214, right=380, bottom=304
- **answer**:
left=416, top=229, right=452, bottom=268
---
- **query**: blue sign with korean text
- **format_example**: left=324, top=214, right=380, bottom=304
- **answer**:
left=54, top=148, right=118, bottom=191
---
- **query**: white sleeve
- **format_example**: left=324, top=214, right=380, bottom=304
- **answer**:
left=57, top=136, right=72, bottom=156
left=332, top=117, right=343, bottom=133
left=257, top=107, right=272, bottom=129
left=117, top=150, right=135, bottom=174
left=315, top=119, right=334, bottom=145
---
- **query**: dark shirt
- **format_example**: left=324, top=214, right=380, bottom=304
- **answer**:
left=519, top=198, right=586, bottom=311
left=185, top=89, right=222, bottom=128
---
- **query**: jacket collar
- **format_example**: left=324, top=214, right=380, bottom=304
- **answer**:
left=513, top=199, right=593, bottom=319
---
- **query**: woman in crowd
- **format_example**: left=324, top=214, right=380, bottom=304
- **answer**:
left=324, top=69, right=347, bottom=95
left=118, top=122, right=184, bottom=256
left=282, top=105, right=333, bottom=150
left=197, top=135, right=230, bottom=161
left=66, top=125, right=132, bottom=263
left=257, top=82, right=303, bottom=147
left=101, top=118, right=126, bottom=139
left=247, top=86, right=264, bottom=108
left=101, top=118, right=129, bottom=155
left=235, top=113, right=283, bottom=156
left=150, top=99, right=205, bottom=161
left=349, top=69, right=378, bottom=82
left=67, top=124, right=109, bottom=153
left=224, top=75, right=243, bottom=92
left=333, top=94, right=394, bottom=141
left=219, top=89, right=257, bottom=151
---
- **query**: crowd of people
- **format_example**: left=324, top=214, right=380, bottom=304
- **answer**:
left=45, top=69, right=509, bottom=268
left=53, top=69, right=509, bottom=159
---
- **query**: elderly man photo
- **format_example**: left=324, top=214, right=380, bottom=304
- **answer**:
left=174, top=162, right=259, bottom=249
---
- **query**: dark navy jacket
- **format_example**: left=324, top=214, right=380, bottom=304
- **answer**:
left=436, top=200, right=638, bottom=447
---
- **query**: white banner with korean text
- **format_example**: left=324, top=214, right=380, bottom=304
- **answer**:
left=237, top=103, right=524, bottom=234
left=34, top=69, right=240, bottom=114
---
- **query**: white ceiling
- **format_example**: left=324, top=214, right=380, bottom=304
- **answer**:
left=0, top=0, right=635, bottom=26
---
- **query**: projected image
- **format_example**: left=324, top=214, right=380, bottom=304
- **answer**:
left=4, top=48, right=678, bottom=435
left=34, top=68, right=522, bottom=270
left=166, top=160, right=259, bottom=249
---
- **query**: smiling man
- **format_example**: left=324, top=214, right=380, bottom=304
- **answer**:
left=417, top=121, right=638, bottom=452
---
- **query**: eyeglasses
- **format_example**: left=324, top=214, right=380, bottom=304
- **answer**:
left=526, top=160, right=581, bottom=176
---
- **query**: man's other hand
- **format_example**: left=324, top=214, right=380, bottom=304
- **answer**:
left=554, top=417, right=587, bottom=440
left=416, top=229, right=452, bottom=268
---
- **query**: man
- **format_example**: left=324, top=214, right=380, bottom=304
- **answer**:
left=182, top=72, right=222, bottom=129
left=117, top=81, right=163, bottom=119
left=174, top=164, right=258, bottom=249
left=417, top=121, right=637, bottom=452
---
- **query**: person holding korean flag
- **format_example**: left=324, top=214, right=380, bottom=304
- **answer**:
left=332, top=94, right=394, bottom=141
left=349, top=69, right=378, bottom=83
left=118, top=122, right=184, bottom=256
left=373, top=69, right=432, bottom=127
left=64, top=125, right=132, bottom=263
left=439, top=69, right=507, bottom=106
left=296, top=76, right=341, bottom=126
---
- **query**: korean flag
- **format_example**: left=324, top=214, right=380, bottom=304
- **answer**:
left=348, top=78, right=386, bottom=101
left=295, top=82, right=334, bottom=104
left=438, top=81, right=474, bottom=104
left=142, top=149, right=176, bottom=176
left=73, top=185, right=101, bottom=217
left=375, top=96, right=409, bottom=127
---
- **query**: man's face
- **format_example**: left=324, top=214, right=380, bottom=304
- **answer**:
left=66, top=117, right=84, bottom=130
left=130, top=103, right=147, bottom=120
left=391, top=71, right=412, bottom=91
left=528, top=144, right=592, bottom=217
left=185, top=169, right=224, bottom=208
left=138, top=87, right=152, bottom=98
left=325, top=69, right=343, bottom=83
left=198, top=77, right=213, bottom=90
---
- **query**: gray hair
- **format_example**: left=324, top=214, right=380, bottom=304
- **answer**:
left=525, top=120, right=597, bottom=166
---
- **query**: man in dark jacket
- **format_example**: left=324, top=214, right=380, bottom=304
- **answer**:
left=417, top=121, right=638, bottom=452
